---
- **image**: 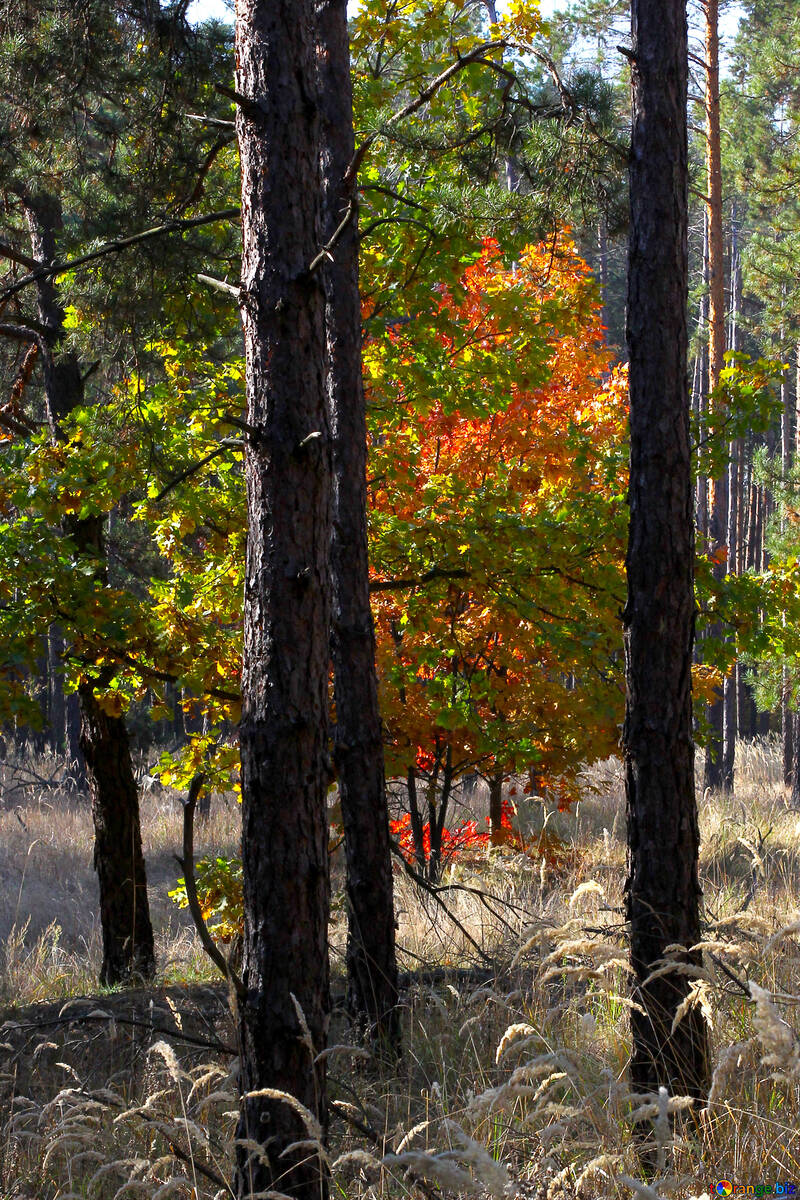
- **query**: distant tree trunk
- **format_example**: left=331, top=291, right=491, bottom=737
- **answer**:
left=489, top=773, right=504, bottom=842
left=428, top=745, right=453, bottom=881
left=32, top=644, right=49, bottom=755
left=24, top=191, right=154, bottom=982
left=407, top=767, right=427, bottom=869
left=48, top=625, right=66, bottom=756
left=624, top=0, right=710, bottom=1100
left=316, top=0, right=399, bottom=1049
left=64, top=692, right=87, bottom=793
left=781, top=363, right=794, bottom=780
left=693, top=210, right=709, bottom=546
left=234, top=2, right=330, bottom=1197
left=703, top=0, right=727, bottom=793
left=720, top=214, right=743, bottom=786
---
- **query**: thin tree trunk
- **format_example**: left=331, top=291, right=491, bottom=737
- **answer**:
left=25, top=191, right=153, bottom=981
left=703, top=0, right=727, bottom=793
left=64, top=692, right=87, bottom=793
left=407, top=768, right=427, bottom=869
left=429, top=745, right=453, bottom=882
left=624, top=0, right=710, bottom=1099
left=234, top=2, right=330, bottom=1196
left=693, top=209, right=709, bottom=545
left=48, top=625, right=66, bottom=757
left=489, top=773, right=504, bottom=842
left=781, top=363, right=793, bottom=780
left=316, top=0, right=399, bottom=1049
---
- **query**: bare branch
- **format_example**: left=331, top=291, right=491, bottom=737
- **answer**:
left=369, top=566, right=469, bottom=592
left=197, top=272, right=241, bottom=299
left=0, top=208, right=241, bottom=304
left=155, top=437, right=243, bottom=503
left=176, top=774, right=245, bottom=998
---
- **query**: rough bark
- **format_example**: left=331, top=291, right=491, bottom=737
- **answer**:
left=316, top=0, right=399, bottom=1050
left=624, top=0, right=710, bottom=1100
left=25, top=192, right=154, bottom=982
left=234, top=3, right=331, bottom=1197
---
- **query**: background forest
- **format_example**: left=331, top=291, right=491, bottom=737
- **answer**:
left=1, top=0, right=800, bottom=1197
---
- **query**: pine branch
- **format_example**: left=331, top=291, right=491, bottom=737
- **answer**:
left=0, top=208, right=241, bottom=304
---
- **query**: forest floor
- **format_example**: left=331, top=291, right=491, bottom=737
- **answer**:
left=0, top=737, right=799, bottom=1198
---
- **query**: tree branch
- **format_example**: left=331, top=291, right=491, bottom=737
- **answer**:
left=0, top=209, right=241, bottom=304
left=0, top=239, right=39, bottom=270
left=176, top=773, right=245, bottom=998
left=155, top=437, right=243, bottom=503
left=369, top=566, right=469, bottom=592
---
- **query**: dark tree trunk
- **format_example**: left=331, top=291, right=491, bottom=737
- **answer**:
left=428, top=746, right=453, bottom=882
left=79, top=675, right=155, bottom=984
left=489, top=773, right=503, bottom=842
left=65, top=691, right=87, bottom=793
left=624, top=0, right=710, bottom=1100
left=791, top=711, right=800, bottom=809
left=32, top=644, right=49, bottom=755
left=24, top=192, right=153, bottom=980
left=234, top=3, right=331, bottom=1198
left=48, top=625, right=66, bottom=756
left=702, top=0, right=727, bottom=794
left=407, top=768, right=427, bottom=869
left=316, top=0, right=399, bottom=1049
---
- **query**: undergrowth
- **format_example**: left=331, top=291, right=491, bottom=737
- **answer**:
left=0, top=736, right=799, bottom=1198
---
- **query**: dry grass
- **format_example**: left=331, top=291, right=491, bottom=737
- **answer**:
left=2, top=738, right=800, bottom=1198
left=0, top=754, right=240, bottom=1004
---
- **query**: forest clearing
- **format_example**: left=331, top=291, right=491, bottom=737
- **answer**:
left=3, top=0, right=800, bottom=1196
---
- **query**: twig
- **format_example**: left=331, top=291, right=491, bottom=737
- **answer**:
left=155, top=437, right=243, bottom=503
left=389, top=843, right=495, bottom=966
left=176, top=774, right=245, bottom=998
left=197, top=272, right=241, bottom=299
left=3, top=1012, right=235, bottom=1055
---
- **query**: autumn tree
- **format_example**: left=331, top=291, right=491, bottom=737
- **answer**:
left=368, top=237, right=627, bottom=877
left=624, top=0, right=710, bottom=1099
left=233, top=1, right=330, bottom=1197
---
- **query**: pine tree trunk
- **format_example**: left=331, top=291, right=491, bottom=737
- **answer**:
left=781, top=367, right=794, bottom=779
left=624, top=0, right=710, bottom=1100
left=25, top=191, right=153, bottom=980
left=316, top=0, right=399, bottom=1050
left=693, top=210, right=710, bottom=545
left=702, top=0, right=727, bottom=793
left=234, top=3, right=331, bottom=1196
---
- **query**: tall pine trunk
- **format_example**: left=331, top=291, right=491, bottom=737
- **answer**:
left=316, top=0, right=399, bottom=1050
left=702, top=0, right=728, bottom=792
left=24, top=191, right=154, bottom=984
left=624, top=0, right=710, bottom=1099
left=234, top=3, right=331, bottom=1197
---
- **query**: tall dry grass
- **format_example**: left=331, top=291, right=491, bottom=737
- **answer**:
left=1, top=737, right=799, bottom=1198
